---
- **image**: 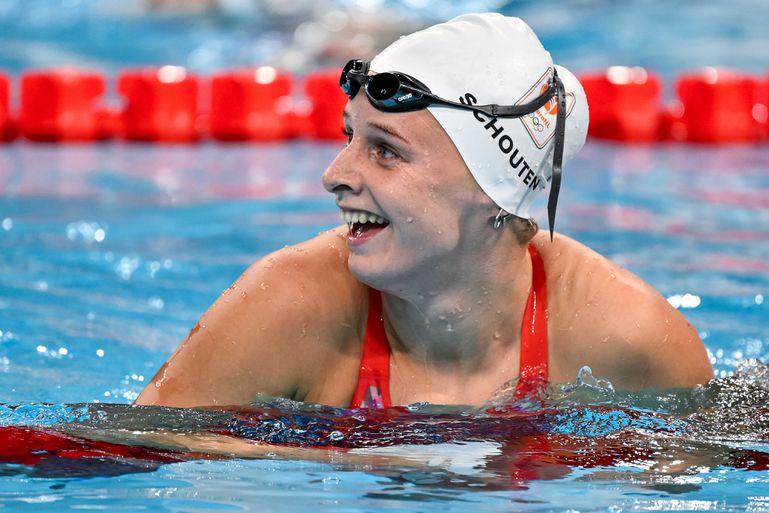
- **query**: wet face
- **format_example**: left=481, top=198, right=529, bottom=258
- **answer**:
left=321, top=94, right=497, bottom=293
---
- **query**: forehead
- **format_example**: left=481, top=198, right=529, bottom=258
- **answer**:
left=343, top=94, right=455, bottom=149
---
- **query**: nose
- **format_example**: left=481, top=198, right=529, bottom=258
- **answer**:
left=322, top=145, right=364, bottom=197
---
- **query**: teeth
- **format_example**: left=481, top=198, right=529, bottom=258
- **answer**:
left=341, top=210, right=389, bottom=226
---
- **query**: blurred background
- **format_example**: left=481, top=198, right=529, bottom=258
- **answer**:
left=0, top=0, right=767, bottom=406
left=1, top=0, right=768, bottom=93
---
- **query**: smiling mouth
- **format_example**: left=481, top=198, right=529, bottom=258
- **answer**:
left=341, top=210, right=390, bottom=239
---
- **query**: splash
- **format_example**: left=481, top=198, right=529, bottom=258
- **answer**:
left=1, top=362, right=769, bottom=481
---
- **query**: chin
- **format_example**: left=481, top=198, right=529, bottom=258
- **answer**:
left=347, top=255, right=385, bottom=288
left=347, top=252, right=436, bottom=297
left=347, top=253, right=403, bottom=292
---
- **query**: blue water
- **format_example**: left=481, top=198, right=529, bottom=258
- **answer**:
left=1, top=140, right=768, bottom=511
left=2, top=0, right=769, bottom=511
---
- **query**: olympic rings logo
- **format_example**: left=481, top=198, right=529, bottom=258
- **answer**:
left=528, top=113, right=545, bottom=132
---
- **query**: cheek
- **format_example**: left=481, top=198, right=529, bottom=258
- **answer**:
left=405, top=192, right=473, bottom=250
left=387, top=153, right=491, bottom=242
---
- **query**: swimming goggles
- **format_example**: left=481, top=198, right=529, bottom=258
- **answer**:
left=339, top=59, right=567, bottom=240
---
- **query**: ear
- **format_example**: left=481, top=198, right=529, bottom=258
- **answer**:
left=491, top=209, right=512, bottom=230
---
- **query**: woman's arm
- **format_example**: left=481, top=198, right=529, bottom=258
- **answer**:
left=135, top=228, right=365, bottom=408
left=544, top=235, right=713, bottom=390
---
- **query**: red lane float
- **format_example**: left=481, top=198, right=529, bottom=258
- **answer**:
left=0, top=65, right=767, bottom=144
left=0, top=72, right=13, bottom=141
left=305, top=69, right=348, bottom=141
left=118, top=66, right=199, bottom=142
left=580, top=66, right=661, bottom=142
left=676, top=68, right=762, bottom=143
left=284, top=98, right=314, bottom=139
left=210, top=67, right=292, bottom=141
left=657, top=100, right=687, bottom=142
left=760, top=74, right=769, bottom=141
left=20, top=69, right=105, bottom=141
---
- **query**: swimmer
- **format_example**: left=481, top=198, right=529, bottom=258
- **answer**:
left=135, top=13, right=713, bottom=409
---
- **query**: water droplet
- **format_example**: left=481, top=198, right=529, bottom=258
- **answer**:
left=148, top=297, right=164, bottom=310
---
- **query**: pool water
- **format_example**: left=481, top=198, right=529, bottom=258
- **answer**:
left=2, top=0, right=769, bottom=510
left=1, top=140, right=768, bottom=511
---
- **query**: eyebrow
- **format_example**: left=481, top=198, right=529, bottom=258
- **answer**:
left=366, top=121, right=409, bottom=144
left=342, top=109, right=410, bottom=145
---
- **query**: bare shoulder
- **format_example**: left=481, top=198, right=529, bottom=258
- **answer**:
left=135, top=227, right=367, bottom=407
left=532, top=232, right=713, bottom=390
left=237, top=227, right=363, bottom=316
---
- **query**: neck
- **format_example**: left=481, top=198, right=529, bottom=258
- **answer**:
left=381, top=237, right=533, bottom=374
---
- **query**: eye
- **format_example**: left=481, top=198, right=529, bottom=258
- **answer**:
left=374, top=145, right=398, bottom=161
left=342, top=127, right=353, bottom=145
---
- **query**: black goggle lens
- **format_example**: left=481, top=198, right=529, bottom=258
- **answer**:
left=339, top=60, right=367, bottom=99
left=366, top=74, right=401, bottom=101
left=340, top=65, right=428, bottom=111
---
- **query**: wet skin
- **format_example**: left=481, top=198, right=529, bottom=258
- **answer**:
left=135, top=93, right=713, bottom=409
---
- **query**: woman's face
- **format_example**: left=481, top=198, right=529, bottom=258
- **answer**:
left=322, top=94, right=496, bottom=293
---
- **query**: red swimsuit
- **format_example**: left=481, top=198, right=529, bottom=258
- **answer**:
left=350, top=244, right=549, bottom=408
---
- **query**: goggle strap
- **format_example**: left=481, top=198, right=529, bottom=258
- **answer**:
left=344, top=60, right=556, bottom=121
left=547, top=71, right=567, bottom=242
left=480, top=81, right=556, bottom=118
left=421, top=82, right=553, bottom=118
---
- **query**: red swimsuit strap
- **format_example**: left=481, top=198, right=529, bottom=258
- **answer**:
left=513, top=244, right=549, bottom=399
left=350, top=288, right=392, bottom=408
left=351, top=244, right=548, bottom=408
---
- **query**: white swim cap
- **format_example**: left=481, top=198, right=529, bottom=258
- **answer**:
left=370, top=13, right=588, bottom=232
